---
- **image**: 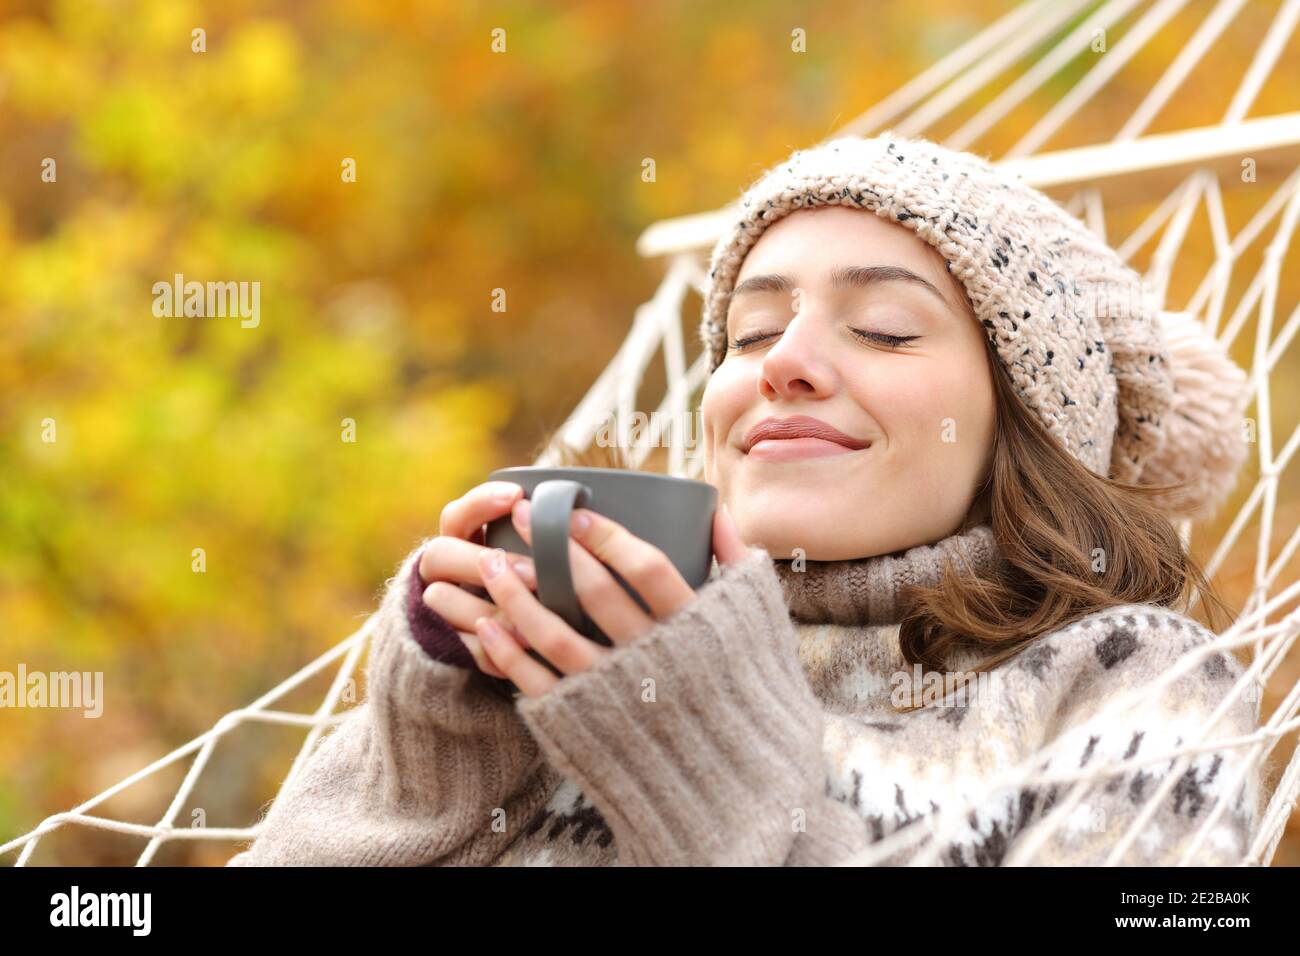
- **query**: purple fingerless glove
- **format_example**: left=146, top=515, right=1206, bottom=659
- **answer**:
left=405, top=547, right=476, bottom=669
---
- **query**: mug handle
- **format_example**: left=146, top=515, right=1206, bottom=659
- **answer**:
left=530, top=479, right=593, bottom=633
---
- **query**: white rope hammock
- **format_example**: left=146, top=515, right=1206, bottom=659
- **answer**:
left=5, top=0, right=1299, bottom=866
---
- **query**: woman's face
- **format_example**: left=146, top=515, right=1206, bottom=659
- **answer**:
left=701, top=205, right=996, bottom=561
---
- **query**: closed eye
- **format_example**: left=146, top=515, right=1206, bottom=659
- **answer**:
left=728, top=328, right=921, bottom=351
left=848, top=328, right=921, bottom=349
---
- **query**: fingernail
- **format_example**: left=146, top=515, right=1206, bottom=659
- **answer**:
left=513, top=499, right=531, bottom=530
left=481, top=548, right=505, bottom=578
left=493, top=484, right=519, bottom=504
left=477, top=616, right=502, bottom=641
left=571, top=510, right=591, bottom=534
left=512, top=559, right=535, bottom=584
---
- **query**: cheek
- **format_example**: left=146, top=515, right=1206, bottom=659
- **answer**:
left=700, top=363, right=749, bottom=441
left=699, top=379, right=727, bottom=484
left=850, top=364, right=937, bottom=440
left=854, top=357, right=991, bottom=462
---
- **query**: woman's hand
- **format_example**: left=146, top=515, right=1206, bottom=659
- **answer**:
left=418, top=480, right=540, bottom=679
left=471, top=498, right=749, bottom=698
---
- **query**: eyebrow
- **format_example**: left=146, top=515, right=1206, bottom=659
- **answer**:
left=729, top=264, right=951, bottom=308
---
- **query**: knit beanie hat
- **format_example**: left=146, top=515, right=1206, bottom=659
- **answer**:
left=699, top=133, right=1251, bottom=521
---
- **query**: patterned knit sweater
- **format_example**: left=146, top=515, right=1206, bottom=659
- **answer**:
left=226, top=525, right=1263, bottom=866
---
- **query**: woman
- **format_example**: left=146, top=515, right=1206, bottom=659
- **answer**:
left=228, top=133, right=1260, bottom=867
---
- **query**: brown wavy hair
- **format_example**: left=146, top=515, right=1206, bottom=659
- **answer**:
left=528, top=335, right=1236, bottom=705
left=883, top=334, right=1237, bottom=709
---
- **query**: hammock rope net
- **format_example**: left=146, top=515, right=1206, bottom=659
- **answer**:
left=5, top=0, right=1299, bottom=866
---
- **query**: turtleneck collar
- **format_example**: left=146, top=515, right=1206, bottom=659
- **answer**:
left=770, top=524, right=1005, bottom=627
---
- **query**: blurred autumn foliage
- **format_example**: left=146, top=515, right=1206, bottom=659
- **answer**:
left=1, top=0, right=1297, bottom=865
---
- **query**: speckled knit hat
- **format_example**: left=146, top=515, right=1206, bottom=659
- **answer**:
left=700, top=132, right=1251, bottom=521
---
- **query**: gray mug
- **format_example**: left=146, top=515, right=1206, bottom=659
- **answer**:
left=481, top=466, right=718, bottom=679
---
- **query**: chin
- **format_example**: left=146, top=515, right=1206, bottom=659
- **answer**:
left=740, top=508, right=921, bottom=562
left=740, top=522, right=832, bottom=561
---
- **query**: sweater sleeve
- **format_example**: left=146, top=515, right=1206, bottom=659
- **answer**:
left=513, top=546, right=866, bottom=866
left=225, top=539, right=551, bottom=866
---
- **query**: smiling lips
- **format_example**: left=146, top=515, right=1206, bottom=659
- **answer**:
left=742, top=415, right=871, bottom=461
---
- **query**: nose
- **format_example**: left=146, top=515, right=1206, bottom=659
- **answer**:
left=758, top=308, right=833, bottom=401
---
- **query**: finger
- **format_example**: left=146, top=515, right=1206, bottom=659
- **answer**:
left=418, top=536, right=537, bottom=590
left=423, top=581, right=533, bottom=650
left=512, top=498, right=654, bottom=646
left=454, top=629, right=510, bottom=679
left=712, top=502, right=750, bottom=566
left=562, top=504, right=696, bottom=620
left=477, top=546, right=606, bottom=676
left=475, top=615, right=558, bottom=699
left=438, top=482, right=525, bottom=541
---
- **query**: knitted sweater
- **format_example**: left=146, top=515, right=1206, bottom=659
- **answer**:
left=225, top=525, right=1262, bottom=866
